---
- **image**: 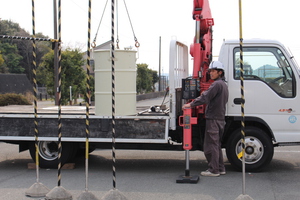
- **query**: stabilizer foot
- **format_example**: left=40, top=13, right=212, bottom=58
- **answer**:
left=176, top=175, right=199, bottom=184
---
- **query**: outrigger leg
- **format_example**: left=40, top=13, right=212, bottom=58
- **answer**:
left=176, top=149, right=199, bottom=183
left=176, top=108, right=199, bottom=183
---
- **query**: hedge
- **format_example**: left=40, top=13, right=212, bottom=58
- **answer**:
left=0, top=93, right=32, bottom=106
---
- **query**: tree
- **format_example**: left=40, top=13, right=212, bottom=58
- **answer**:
left=0, top=20, right=26, bottom=74
left=0, top=42, right=23, bottom=73
left=36, top=64, right=48, bottom=86
left=136, top=63, right=158, bottom=94
left=150, top=69, right=159, bottom=92
left=16, top=32, right=52, bottom=83
left=0, top=20, right=52, bottom=82
left=0, top=52, right=7, bottom=73
left=0, top=20, right=20, bottom=35
left=41, top=48, right=86, bottom=105
left=0, top=54, right=4, bottom=66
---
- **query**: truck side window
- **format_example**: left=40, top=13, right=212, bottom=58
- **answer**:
left=234, top=47, right=295, bottom=98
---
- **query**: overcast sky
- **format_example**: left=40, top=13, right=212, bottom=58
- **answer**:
left=1, top=0, right=299, bottom=73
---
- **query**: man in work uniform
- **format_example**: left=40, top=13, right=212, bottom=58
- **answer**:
left=182, top=61, right=229, bottom=177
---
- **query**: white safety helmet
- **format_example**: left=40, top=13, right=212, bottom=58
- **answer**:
left=209, top=61, right=225, bottom=71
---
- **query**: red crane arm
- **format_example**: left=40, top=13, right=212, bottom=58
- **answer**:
left=190, top=0, right=214, bottom=81
left=189, top=0, right=214, bottom=114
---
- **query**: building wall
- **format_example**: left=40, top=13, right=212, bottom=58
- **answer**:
left=0, top=74, right=33, bottom=95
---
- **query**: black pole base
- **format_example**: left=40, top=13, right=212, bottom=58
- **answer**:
left=176, top=175, right=199, bottom=184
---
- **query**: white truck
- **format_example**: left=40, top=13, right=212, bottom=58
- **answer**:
left=0, top=39, right=299, bottom=172
left=1, top=0, right=299, bottom=171
left=218, top=39, right=300, bottom=171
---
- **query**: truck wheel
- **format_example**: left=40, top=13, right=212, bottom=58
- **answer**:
left=76, top=146, right=96, bottom=157
left=29, top=141, right=78, bottom=169
left=226, top=126, right=274, bottom=172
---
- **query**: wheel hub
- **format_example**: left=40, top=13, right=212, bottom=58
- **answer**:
left=38, top=141, right=59, bottom=161
left=245, top=146, right=254, bottom=154
left=236, top=136, right=264, bottom=164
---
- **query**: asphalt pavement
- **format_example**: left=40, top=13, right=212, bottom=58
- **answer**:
left=1, top=98, right=300, bottom=199
left=0, top=142, right=300, bottom=200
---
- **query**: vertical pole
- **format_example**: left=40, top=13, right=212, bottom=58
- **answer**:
left=25, top=1, right=50, bottom=197
left=53, top=0, right=59, bottom=106
left=45, top=1, right=72, bottom=199
left=85, top=0, right=92, bottom=192
left=238, top=0, right=246, bottom=195
left=185, top=150, right=190, bottom=177
left=158, top=36, right=161, bottom=91
left=57, top=0, right=62, bottom=187
left=111, top=0, right=117, bottom=190
left=31, top=0, right=39, bottom=183
left=69, top=86, right=72, bottom=102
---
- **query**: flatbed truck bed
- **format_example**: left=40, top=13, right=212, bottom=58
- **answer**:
left=0, top=97, right=171, bottom=142
left=0, top=96, right=180, bottom=168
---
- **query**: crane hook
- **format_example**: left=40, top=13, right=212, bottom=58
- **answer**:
left=134, top=37, right=140, bottom=48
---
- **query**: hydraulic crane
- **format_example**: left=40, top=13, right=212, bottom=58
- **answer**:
left=177, top=0, right=214, bottom=183
left=189, top=0, right=214, bottom=114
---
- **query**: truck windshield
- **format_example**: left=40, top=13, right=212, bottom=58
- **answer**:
left=234, top=47, right=295, bottom=98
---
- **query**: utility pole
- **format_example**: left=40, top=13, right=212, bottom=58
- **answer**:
left=53, top=0, right=59, bottom=105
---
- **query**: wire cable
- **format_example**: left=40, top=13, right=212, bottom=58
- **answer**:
left=122, top=0, right=139, bottom=47
left=92, top=0, right=109, bottom=48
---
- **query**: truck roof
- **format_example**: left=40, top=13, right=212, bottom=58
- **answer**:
left=223, top=38, right=284, bottom=46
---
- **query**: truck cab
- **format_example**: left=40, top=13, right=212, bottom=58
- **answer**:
left=218, top=39, right=300, bottom=171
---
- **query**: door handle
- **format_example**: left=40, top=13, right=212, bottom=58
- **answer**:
left=234, top=98, right=245, bottom=105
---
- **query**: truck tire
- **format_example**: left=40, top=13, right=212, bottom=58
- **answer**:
left=76, top=146, right=96, bottom=157
left=29, top=141, right=78, bottom=169
left=225, top=126, right=274, bottom=172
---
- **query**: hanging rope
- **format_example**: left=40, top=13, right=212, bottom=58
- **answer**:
left=122, top=0, right=140, bottom=48
left=92, top=0, right=139, bottom=49
left=57, top=0, right=63, bottom=188
left=111, top=0, right=117, bottom=190
left=92, top=0, right=109, bottom=48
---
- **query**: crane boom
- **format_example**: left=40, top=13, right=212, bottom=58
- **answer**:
left=176, top=1, right=215, bottom=181
left=189, top=0, right=214, bottom=114
left=191, top=0, right=214, bottom=78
